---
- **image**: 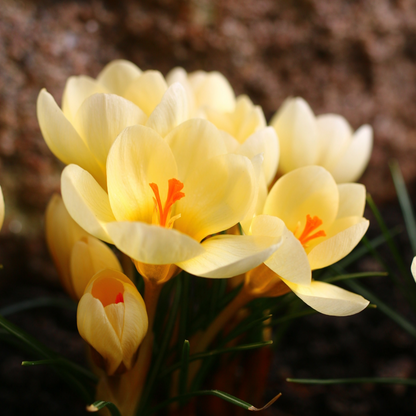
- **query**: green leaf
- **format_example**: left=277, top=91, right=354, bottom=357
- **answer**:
left=287, top=377, right=416, bottom=386
left=389, top=159, right=416, bottom=254
left=323, top=271, right=388, bottom=284
left=0, top=297, right=76, bottom=317
left=178, top=340, right=190, bottom=402
left=87, top=400, right=121, bottom=416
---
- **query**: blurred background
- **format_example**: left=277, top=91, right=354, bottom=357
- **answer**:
left=1, top=0, right=416, bottom=415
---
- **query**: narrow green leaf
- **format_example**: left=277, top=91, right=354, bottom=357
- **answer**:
left=178, top=340, right=190, bottom=402
left=222, top=314, right=273, bottom=345
left=324, top=271, right=388, bottom=284
left=389, top=159, right=416, bottom=254
left=287, top=377, right=416, bottom=386
left=87, top=400, right=121, bottom=416
left=346, top=280, right=416, bottom=338
left=0, top=297, right=76, bottom=317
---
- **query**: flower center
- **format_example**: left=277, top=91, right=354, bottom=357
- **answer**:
left=149, top=178, right=185, bottom=228
left=91, top=277, right=125, bottom=307
left=296, top=214, right=326, bottom=247
left=115, top=292, right=124, bottom=304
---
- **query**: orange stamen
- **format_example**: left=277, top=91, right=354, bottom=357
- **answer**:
left=297, top=214, right=326, bottom=247
left=115, top=292, right=124, bottom=304
left=149, top=178, right=185, bottom=227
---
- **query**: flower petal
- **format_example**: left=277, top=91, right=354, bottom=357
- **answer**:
left=411, top=257, right=416, bottom=282
left=330, top=125, right=373, bottom=183
left=61, top=164, right=116, bottom=243
left=166, top=67, right=196, bottom=112
left=146, top=82, right=189, bottom=137
left=106, top=221, right=204, bottom=265
left=106, top=125, right=178, bottom=222
left=37, top=89, right=105, bottom=187
left=336, top=183, right=366, bottom=218
left=307, top=218, right=369, bottom=269
left=282, top=279, right=369, bottom=316
left=316, top=114, right=352, bottom=170
left=124, top=70, right=168, bottom=116
left=270, top=97, right=318, bottom=173
left=263, top=166, right=339, bottom=232
left=175, top=153, right=255, bottom=242
left=177, top=234, right=281, bottom=278
left=236, top=127, right=279, bottom=186
left=74, top=93, right=147, bottom=169
left=62, top=75, right=108, bottom=122
left=250, top=215, right=311, bottom=285
left=96, top=59, right=142, bottom=96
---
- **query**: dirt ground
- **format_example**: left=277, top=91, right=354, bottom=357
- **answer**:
left=1, top=0, right=416, bottom=415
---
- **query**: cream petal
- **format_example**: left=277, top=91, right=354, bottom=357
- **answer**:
left=411, top=257, right=416, bottom=282
left=330, top=125, right=373, bottom=183
left=250, top=215, right=311, bottom=285
left=204, top=108, right=235, bottom=135
left=124, top=70, right=168, bottom=116
left=62, top=75, right=108, bottom=122
left=37, top=90, right=106, bottom=187
left=307, top=218, right=369, bottom=269
left=61, top=164, right=116, bottom=243
left=74, top=93, right=147, bottom=169
left=270, top=97, right=318, bottom=173
left=336, top=184, right=366, bottom=218
left=106, top=125, right=178, bottom=222
left=77, top=293, right=123, bottom=374
left=0, top=187, right=4, bottom=231
left=106, top=221, right=204, bottom=265
left=235, top=103, right=266, bottom=143
left=120, top=287, right=148, bottom=369
left=105, top=302, right=125, bottom=340
left=264, top=166, right=339, bottom=232
left=96, top=59, right=142, bottom=96
left=316, top=114, right=352, bottom=170
left=177, top=234, right=281, bottom=278
left=282, top=279, right=369, bottom=316
left=166, top=67, right=196, bottom=112
left=70, top=236, right=123, bottom=299
left=175, top=153, right=255, bottom=242
left=220, top=130, right=240, bottom=153
left=165, top=119, right=227, bottom=182
left=236, top=127, right=279, bottom=186
left=146, top=82, right=189, bottom=137
left=192, top=71, right=235, bottom=112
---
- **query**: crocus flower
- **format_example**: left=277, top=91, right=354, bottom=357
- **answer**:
left=270, top=97, right=373, bottom=183
left=246, top=165, right=370, bottom=316
left=61, top=119, right=281, bottom=282
left=411, top=257, right=416, bottom=282
left=46, top=194, right=122, bottom=299
left=77, top=269, right=148, bottom=375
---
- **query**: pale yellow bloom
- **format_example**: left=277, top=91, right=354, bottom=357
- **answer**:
left=61, top=119, right=281, bottom=282
left=270, top=97, right=373, bottom=183
left=37, top=60, right=189, bottom=188
left=46, top=194, right=122, bottom=299
left=246, top=166, right=370, bottom=316
left=411, top=257, right=416, bottom=282
left=77, top=269, right=148, bottom=375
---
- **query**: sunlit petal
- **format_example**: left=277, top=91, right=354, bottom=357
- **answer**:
left=336, top=184, right=366, bottom=218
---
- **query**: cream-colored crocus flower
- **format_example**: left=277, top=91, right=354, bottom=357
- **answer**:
left=246, top=165, right=370, bottom=316
left=77, top=269, right=148, bottom=375
left=0, top=187, right=4, bottom=231
left=270, top=97, right=373, bottom=183
left=37, top=60, right=189, bottom=189
left=46, top=194, right=122, bottom=300
left=61, top=119, right=281, bottom=283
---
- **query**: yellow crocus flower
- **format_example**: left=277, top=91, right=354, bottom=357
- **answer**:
left=77, top=269, right=148, bottom=375
left=61, top=119, right=281, bottom=282
left=246, top=165, right=370, bottom=316
left=46, top=194, right=122, bottom=300
left=270, top=97, right=373, bottom=183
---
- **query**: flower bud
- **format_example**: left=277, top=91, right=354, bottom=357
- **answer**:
left=46, top=194, right=122, bottom=299
left=77, top=269, right=148, bottom=375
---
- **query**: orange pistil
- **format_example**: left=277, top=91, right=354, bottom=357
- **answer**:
left=149, top=178, right=185, bottom=228
left=115, top=292, right=124, bottom=304
left=297, top=214, right=326, bottom=247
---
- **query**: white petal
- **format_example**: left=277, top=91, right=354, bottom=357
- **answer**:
left=61, top=164, right=116, bottom=243
left=282, top=279, right=369, bottom=316
left=146, top=83, right=189, bottom=137
left=411, top=257, right=416, bottom=282
left=106, top=221, right=204, bottom=265
left=330, top=125, right=373, bottom=183
left=177, top=234, right=281, bottom=278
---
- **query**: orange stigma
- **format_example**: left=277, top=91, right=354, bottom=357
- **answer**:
left=149, top=178, right=185, bottom=228
left=297, top=215, right=326, bottom=247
